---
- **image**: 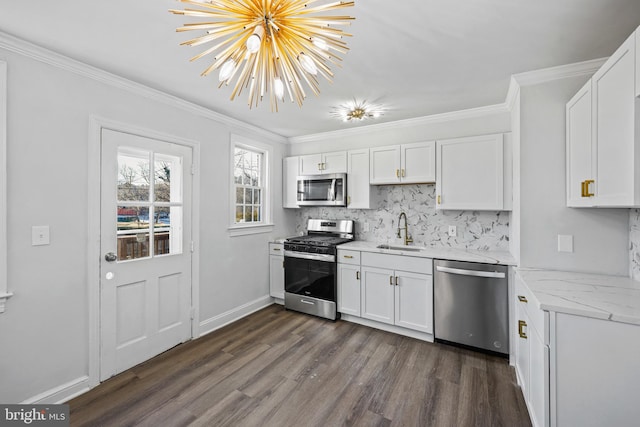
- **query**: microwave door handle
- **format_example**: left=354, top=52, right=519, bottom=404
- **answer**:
left=329, top=179, right=336, bottom=201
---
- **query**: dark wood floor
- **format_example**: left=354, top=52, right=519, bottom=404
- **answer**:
left=69, top=304, right=531, bottom=427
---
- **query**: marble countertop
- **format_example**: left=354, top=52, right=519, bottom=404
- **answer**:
left=516, top=268, right=640, bottom=326
left=338, top=241, right=516, bottom=265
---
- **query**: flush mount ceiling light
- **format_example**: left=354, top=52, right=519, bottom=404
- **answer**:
left=170, top=0, right=355, bottom=111
left=331, top=99, right=385, bottom=122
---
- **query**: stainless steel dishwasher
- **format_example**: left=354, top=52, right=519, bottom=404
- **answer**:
left=433, top=259, right=508, bottom=356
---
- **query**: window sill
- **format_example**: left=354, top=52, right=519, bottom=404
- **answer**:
left=0, top=292, right=13, bottom=313
left=228, top=223, right=275, bottom=237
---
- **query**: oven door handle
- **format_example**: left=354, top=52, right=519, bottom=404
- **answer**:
left=284, top=251, right=336, bottom=262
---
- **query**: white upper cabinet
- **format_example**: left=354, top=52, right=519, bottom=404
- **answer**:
left=282, top=156, right=300, bottom=208
left=369, top=141, right=435, bottom=185
left=567, top=29, right=640, bottom=208
left=299, top=151, right=347, bottom=175
left=566, top=81, right=594, bottom=207
left=436, top=133, right=511, bottom=211
left=347, top=149, right=374, bottom=209
left=592, top=31, right=638, bottom=206
left=636, top=28, right=640, bottom=97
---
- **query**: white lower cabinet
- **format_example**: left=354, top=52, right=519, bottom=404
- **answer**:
left=269, top=243, right=284, bottom=300
left=515, top=274, right=640, bottom=427
left=360, top=253, right=433, bottom=334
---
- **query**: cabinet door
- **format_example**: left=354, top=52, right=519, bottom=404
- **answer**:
left=529, top=325, right=549, bottom=427
left=361, top=266, right=395, bottom=325
left=269, top=255, right=284, bottom=300
left=347, top=149, right=373, bottom=209
left=515, top=301, right=530, bottom=402
left=322, top=151, right=347, bottom=174
left=436, top=134, right=505, bottom=210
left=566, top=82, right=594, bottom=207
left=394, top=271, right=433, bottom=333
left=592, top=33, right=637, bottom=206
left=282, top=156, right=300, bottom=208
left=370, top=145, right=401, bottom=185
left=401, top=141, right=436, bottom=184
left=636, top=28, right=640, bottom=98
left=299, top=153, right=323, bottom=175
left=338, top=263, right=361, bottom=316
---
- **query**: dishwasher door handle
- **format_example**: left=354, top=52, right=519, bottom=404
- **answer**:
left=436, top=265, right=506, bottom=279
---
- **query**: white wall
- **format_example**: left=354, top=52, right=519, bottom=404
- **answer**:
left=518, top=77, right=629, bottom=275
left=0, top=45, right=294, bottom=403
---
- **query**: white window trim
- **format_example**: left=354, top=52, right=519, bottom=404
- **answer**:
left=228, top=134, right=274, bottom=237
left=0, top=61, right=10, bottom=313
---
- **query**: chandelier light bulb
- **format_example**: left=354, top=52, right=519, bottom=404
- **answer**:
left=274, top=77, right=284, bottom=100
left=246, top=25, right=265, bottom=54
left=218, top=59, right=236, bottom=82
left=298, top=53, right=318, bottom=75
left=312, top=37, right=328, bottom=51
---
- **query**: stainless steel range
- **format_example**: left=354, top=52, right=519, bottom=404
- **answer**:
left=284, top=219, right=354, bottom=320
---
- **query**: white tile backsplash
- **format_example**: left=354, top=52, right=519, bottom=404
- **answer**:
left=295, top=184, right=510, bottom=251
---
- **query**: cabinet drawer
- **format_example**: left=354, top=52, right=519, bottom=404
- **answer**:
left=515, top=275, right=548, bottom=345
left=361, top=252, right=432, bottom=275
left=338, top=249, right=361, bottom=265
left=269, top=243, right=284, bottom=255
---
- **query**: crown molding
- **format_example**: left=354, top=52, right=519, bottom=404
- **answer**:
left=288, top=103, right=511, bottom=144
left=511, top=57, right=607, bottom=87
left=0, top=31, right=286, bottom=144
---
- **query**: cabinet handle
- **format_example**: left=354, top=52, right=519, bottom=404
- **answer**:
left=517, top=295, right=528, bottom=303
left=273, top=248, right=281, bottom=251
left=343, top=255, right=353, bottom=259
left=318, top=162, right=322, bottom=170
left=396, top=169, right=400, bottom=178
left=584, top=179, right=594, bottom=197
left=395, top=276, right=399, bottom=286
left=356, top=271, right=360, bottom=280
left=347, top=196, right=351, bottom=205
left=389, top=276, right=393, bottom=285
left=437, top=195, right=441, bottom=205
left=518, top=320, right=528, bottom=339
left=401, top=169, right=405, bottom=177
left=580, top=181, right=586, bottom=198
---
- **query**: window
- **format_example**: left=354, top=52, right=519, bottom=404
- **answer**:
left=229, top=135, right=273, bottom=236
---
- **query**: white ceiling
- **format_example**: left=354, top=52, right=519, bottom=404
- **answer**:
left=1, top=0, right=640, bottom=138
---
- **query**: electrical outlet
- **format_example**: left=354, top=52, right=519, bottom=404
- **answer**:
left=363, top=222, right=370, bottom=232
left=32, top=225, right=50, bottom=246
left=558, top=234, right=573, bottom=253
left=448, top=225, right=457, bottom=237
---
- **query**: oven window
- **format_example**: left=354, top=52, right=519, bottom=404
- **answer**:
left=284, top=257, right=336, bottom=301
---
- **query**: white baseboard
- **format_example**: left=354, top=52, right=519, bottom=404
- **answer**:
left=198, top=295, right=273, bottom=337
left=340, top=314, right=434, bottom=343
left=22, top=376, right=91, bottom=404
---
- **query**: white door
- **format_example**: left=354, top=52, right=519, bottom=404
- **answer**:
left=100, top=128, right=193, bottom=380
left=337, top=263, right=361, bottom=316
left=360, top=266, right=394, bottom=325
left=322, top=151, right=347, bottom=174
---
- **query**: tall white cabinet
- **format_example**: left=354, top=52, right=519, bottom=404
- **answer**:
left=282, top=156, right=299, bottom=208
left=566, top=27, right=640, bottom=207
left=347, top=149, right=374, bottom=209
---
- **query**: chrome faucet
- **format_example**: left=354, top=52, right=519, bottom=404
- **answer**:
left=397, top=212, right=413, bottom=246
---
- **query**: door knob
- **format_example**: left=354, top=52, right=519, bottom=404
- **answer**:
left=104, top=252, right=117, bottom=262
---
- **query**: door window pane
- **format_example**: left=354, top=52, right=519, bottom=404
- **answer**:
left=154, top=160, right=171, bottom=202
left=154, top=206, right=171, bottom=256
left=117, top=205, right=150, bottom=261
left=118, top=151, right=150, bottom=202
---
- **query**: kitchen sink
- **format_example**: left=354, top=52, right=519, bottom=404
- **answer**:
left=376, top=244, right=423, bottom=252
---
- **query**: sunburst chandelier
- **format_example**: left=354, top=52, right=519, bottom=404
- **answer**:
left=331, top=99, right=385, bottom=122
left=170, top=0, right=355, bottom=110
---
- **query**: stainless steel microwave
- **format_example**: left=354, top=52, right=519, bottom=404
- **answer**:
left=297, top=173, right=347, bottom=206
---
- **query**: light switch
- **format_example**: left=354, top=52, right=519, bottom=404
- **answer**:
left=32, top=225, right=50, bottom=246
left=558, top=234, right=573, bottom=253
